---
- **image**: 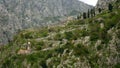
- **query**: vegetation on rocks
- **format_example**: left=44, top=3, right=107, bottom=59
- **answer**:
left=0, top=1, right=120, bottom=68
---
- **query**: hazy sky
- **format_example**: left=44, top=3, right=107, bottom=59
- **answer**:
left=79, top=0, right=98, bottom=6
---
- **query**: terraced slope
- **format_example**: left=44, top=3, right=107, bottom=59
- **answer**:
left=0, top=2, right=120, bottom=68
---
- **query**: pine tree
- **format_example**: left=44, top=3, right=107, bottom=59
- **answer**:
left=93, top=8, right=95, bottom=16
left=116, top=0, right=120, bottom=2
left=90, top=9, right=93, bottom=17
left=83, top=12, right=87, bottom=19
left=87, top=9, right=90, bottom=18
left=108, top=3, right=113, bottom=12
left=98, top=8, right=102, bottom=13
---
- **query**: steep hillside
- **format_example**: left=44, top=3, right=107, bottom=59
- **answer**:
left=0, top=1, right=120, bottom=68
left=96, top=0, right=117, bottom=9
left=0, top=0, right=92, bottom=44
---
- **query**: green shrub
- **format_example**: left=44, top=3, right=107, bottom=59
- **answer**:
left=97, top=45, right=103, bottom=51
left=30, top=40, right=44, bottom=50
left=64, top=31, right=75, bottom=40
left=114, top=63, right=120, bottom=68
left=54, top=33, right=63, bottom=41
left=89, top=23, right=100, bottom=41
left=20, top=32, right=34, bottom=39
left=74, top=44, right=89, bottom=56
left=67, top=20, right=85, bottom=26
left=55, top=47, right=64, bottom=54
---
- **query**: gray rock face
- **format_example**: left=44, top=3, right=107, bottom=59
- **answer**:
left=0, top=0, right=92, bottom=45
left=96, top=0, right=116, bottom=9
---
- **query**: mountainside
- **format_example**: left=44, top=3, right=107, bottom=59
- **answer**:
left=96, top=0, right=117, bottom=9
left=0, top=0, right=92, bottom=45
left=0, top=0, right=120, bottom=68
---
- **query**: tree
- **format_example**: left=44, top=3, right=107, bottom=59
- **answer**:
left=108, top=3, right=113, bottom=12
left=83, top=12, right=87, bottom=19
left=90, top=9, right=93, bottom=17
left=93, top=8, right=96, bottom=16
left=87, top=9, right=90, bottom=18
left=90, top=8, right=96, bottom=17
left=77, top=14, right=81, bottom=19
left=116, top=0, right=120, bottom=3
left=98, top=8, right=102, bottom=13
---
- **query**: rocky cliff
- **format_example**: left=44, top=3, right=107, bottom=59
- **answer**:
left=0, top=0, right=92, bottom=45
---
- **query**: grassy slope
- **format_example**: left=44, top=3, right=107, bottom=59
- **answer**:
left=0, top=3, right=120, bottom=68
